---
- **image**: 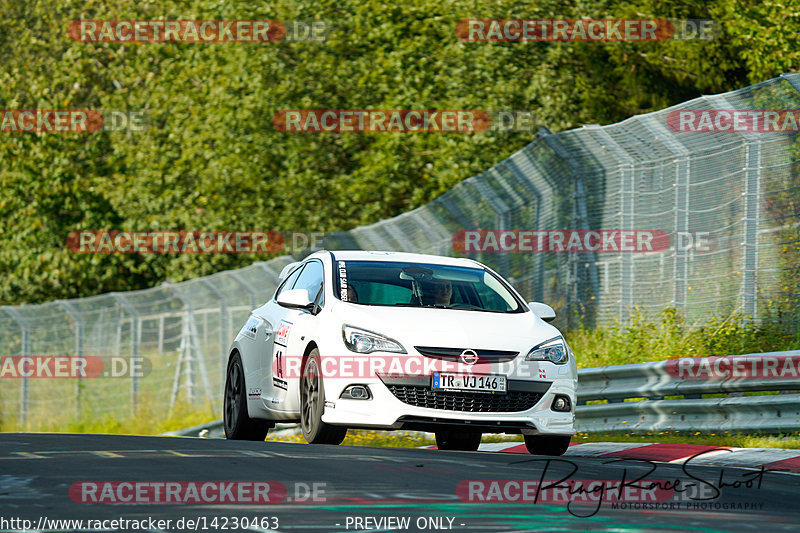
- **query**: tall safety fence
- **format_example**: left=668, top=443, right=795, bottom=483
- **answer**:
left=2, top=75, right=799, bottom=429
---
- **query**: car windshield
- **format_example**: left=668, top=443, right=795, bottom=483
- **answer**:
left=333, top=260, right=523, bottom=313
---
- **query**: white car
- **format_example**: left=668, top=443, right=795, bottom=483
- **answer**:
left=224, top=250, right=577, bottom=455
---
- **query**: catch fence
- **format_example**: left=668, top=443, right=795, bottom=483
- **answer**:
left=2, top=74, right=798, bottom=428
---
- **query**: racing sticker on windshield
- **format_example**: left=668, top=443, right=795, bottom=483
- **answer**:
left=239, top=316, right=259, bottom=340
left=338, top=261, right=348, bottom=301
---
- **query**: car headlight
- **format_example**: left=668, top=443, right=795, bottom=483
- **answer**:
left=525, top=336, right=569, bottom=364
left=342, top=325, right=406, bottom=354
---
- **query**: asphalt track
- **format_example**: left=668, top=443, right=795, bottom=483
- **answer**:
left=1, top=434, right=799, bottom=532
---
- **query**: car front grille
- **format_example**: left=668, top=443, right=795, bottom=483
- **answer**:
left=386, top=384, right=543, bottom=413
left=414, top=346, right=519, bottom=363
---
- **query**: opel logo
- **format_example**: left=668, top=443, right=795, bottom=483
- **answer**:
left=460, top=349, right=479, bottom=366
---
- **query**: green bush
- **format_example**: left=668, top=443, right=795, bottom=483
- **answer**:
left=568, top=307, right=800, bottom=368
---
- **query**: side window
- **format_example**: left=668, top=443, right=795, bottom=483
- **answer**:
left=292, top=260, right=324, bottom=305
left=274, top=264, right=305, bottom=300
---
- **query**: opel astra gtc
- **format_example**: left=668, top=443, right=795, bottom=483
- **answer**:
left=224, top=250, right=576, bottom=455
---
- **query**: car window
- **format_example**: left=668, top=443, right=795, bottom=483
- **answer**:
left=349, top=280, right=411, bottom=305
left=333, top=260, right=523, bottom=313
left=274, top=264, right=305, bottom=299
left=292, top=260, right=324, bottom=304
left=475, top=273, right=517, bottom=312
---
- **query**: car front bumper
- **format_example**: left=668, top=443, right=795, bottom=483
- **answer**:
left=320, top=373, right=576, bottom=436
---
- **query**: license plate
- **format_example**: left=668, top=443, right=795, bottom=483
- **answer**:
left=432, top=373, right=507, bottom=394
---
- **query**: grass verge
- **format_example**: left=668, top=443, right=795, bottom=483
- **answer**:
left=568, top=308, right=800, bottom=368
left=0, top=398, right=216, bottom=436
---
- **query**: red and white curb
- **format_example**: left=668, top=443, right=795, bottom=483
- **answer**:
left=428, top=441, right=800, bottom=473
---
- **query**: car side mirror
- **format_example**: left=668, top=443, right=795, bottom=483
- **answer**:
left=277, top=289, right=314, bottom=310
left=528, top=301, right=556, bottom=322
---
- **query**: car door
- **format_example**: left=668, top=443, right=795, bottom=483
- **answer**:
left=257, top=259, right=325, bottom=413
left=250, top=262, right=305, bottom=410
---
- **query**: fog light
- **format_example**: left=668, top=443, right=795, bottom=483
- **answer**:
left=340, top=385, right=372, bottom=400
left=552, top=395, right=571, bottom=412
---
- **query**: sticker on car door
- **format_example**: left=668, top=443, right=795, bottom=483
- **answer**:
left=273, top=320, right=292, bottom=379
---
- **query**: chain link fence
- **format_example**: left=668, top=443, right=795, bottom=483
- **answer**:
left=2, top=74, right=799, bottom=429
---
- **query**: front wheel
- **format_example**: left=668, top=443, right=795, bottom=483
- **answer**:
left=224, top=352, right=269, bottom=441
left=435, top=430, right=482, bottom=451
left=524, top=435, right=571, bottom=456
left=301, top=349, right=347, bottom=445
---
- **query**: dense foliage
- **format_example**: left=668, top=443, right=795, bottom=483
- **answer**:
left=1, top=0, right=797, bottom=304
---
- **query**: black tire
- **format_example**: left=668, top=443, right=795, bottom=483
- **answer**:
left=301, top=349, right=347, bottom=445
left=524, top=435, right=571, bottom=456
left=435, top=430, right=482, bottom=451
left=224, top=352, right=269, bottom=441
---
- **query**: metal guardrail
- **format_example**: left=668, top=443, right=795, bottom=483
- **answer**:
left=576, top=351, right=800, bottom=434
left=172, top=351, right=800, bottom=438
left=166, top=421, right=301, bottom=439
left=164, top=419, right=224, bottom=438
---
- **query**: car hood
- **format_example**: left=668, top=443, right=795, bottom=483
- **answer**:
left=330, top=302, right=560, bottom=352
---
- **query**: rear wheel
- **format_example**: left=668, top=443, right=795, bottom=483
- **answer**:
left=224, top=352, right=269, bottom=441
left=435, top=430, right=482, bottom=451
left=524, top=435, right=571, bottom=456
left=301, top=349, right=347, bottom=445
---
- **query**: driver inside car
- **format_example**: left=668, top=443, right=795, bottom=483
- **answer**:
left=417, top=278, right=452, bottom=306
left=432, top=279, right=452, bottom=306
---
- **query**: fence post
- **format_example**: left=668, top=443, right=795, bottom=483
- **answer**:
left=164, top=282, right=213, bottom=410
left=2, top=307, right=30, bottom=427
left=468, top=174, right=512, bottom=279
left=742, top=138, right=762, bottom=320
left=588, top=128, right=636, bottom=324
left=542, top=133, right=601, bottom=327
left=230, top=272, right=260, bottom=310
left=434, top=195, right=480, bottom=262
left=505, top=152, right=547, bottom=303
left=157, top=315, right=165, bottom=355
left=111, top=293, right=140, bottom=415
left=256, top=262, right=282, bottom=287
left=57, top=301, right=84, bottom=418
left=714, top=95, right=762, bottom=322
left=488, top=163, right=535, bottom=291
left=639, top=116, right=691, bottom=314
left=201, top=278, right=229, bottom=393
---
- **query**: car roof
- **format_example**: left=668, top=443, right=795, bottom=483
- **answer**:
left=326, top=250, right=482, bottom=268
